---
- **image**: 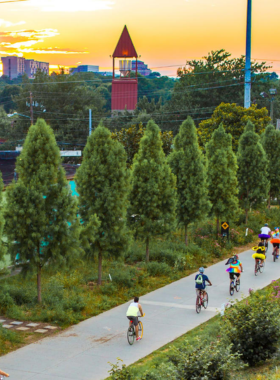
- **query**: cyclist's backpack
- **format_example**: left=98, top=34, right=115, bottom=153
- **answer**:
left=195, top=274, right=203, bottom=284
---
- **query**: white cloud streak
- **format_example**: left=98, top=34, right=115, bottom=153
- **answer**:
left=0, top=19, right=26, bottom=27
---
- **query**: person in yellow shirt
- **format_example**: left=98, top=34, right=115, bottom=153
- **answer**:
left=126, top=296, right=144, bottom=341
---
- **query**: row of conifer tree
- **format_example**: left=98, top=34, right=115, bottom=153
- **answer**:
left=0, top=117, right=278, bottom=301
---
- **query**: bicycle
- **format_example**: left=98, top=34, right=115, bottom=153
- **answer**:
left=272, top=246, right=279, bottom=262
left=196, top=286, right=210, bottom=314
left=229, top=275, right=240, bottom=296
left=264, top=239, right=269, bottom=253
left=255, top=259, right=264, bottom=276
left=127, top=315, right=144, bottom=345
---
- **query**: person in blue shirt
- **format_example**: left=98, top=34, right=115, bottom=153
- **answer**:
left=195, top=267, right=212, bottom=300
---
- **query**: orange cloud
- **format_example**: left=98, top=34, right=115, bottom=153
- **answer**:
left=0, top=28, right=88, bottom=55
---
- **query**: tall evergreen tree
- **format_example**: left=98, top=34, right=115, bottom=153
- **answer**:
left=206, top=124, right=239, bottom=233
left=238, top=121, right=270, bottom=223
left=130, top=120, right=177, bottom=261
left=261, top=124, right=280, bottom=208
left=168, top=117, right=211, bottom=245
left=76, top=124, right=130, bottom=286
left=4, top=119, right=81, bottom=302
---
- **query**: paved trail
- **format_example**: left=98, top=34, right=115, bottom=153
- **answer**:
left=1, top=246, right=279, bottom=380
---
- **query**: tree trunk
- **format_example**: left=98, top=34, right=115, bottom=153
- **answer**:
left=245, top=209, right=248, bottom=225
left=97, top=250, right=102, bottom=286
left=268, top=191, right=271, bottom=209
left=216, top=217, right=220, bottom=235
left=146, top=237, right=149, bottom=262
left=185, top=225, right=188, bottom=246
left=37, top=264, right=42, bottom=303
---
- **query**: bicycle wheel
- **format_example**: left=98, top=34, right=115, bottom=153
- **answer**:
left=236, top=279, right=240, bottom=292
left=260, top=261, right=265, bottom=273
left=196, top=296, right=201, bottom=314
left=230, top=281, right=234, bottom=296
left=255, top=261, right=259, bottom=276
left=138, top=321, right=143, bottom=339
left=265, top=241, right=268, bottom=253
left=203, top=292, right=208, bottom=309
left=274, top=251, right=276, bottom=262
left=127, top=325, right=135, bottom=345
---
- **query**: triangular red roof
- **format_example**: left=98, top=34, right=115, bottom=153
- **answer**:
left=113, top=26, right=138, bottom=58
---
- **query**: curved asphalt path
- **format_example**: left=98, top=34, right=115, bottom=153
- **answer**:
left=0, top=245, right=279, bottom=380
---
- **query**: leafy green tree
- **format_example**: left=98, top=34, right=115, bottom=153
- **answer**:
left=168, top=117, right=211, bottom=245
left=4, top=119, right=81, bottom=302
left=165, top=49, right=272, bottom=133
left=111, top=123, right=173, bottom=165
left=0, top=84, right=20, bottom=113
left=76, top=124, right=130, bottom=285
left=206, top=125, right=239, bottom=233
left=262, top=124, right=280, bottom=207
left=238, top=121, right=270, bottom=223
left=15, top=70, right=107, bottom=149
left=198, top=103, right=271, bottom=151
left=130, top=120, right=177, bottom=261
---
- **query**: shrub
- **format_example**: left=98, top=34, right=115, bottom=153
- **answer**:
left=222, top=292, right=280, bottom=366
left=101, top=282, right=118, bottom=295
left=167, top=339, right=244, bottom=380
left=174, top=256, right=187, bottom=271
left=124, top=243, right=144, bottom=264
left=111, top=267, right=137, bottom=288
left=147, top=262, right=171, bottom=276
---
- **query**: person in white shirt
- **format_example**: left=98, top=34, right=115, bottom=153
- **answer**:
left=126, top=297, right=144, bottom=341
left=260, top=223, right=271, bottom=236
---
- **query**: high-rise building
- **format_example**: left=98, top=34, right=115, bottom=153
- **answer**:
left=132, top=60, right=151, bottom=77
left=1, top=56, right=49, bottom=79
left=1, top=56, right=25, bottom=79
left=25, top=59, right=49, bottom=78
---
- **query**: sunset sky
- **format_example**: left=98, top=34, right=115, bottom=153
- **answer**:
left=0, top=0, right=279, bottom=75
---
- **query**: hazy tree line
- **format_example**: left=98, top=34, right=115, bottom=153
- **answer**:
left=0, top=49, right=278, bottom=152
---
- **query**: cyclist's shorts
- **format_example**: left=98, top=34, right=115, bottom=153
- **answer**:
left=229, top=273, right=240, bottom=280
left=196, top=289, right=206, bottom=296
left=273, top=243, right=280, bottom=248
left=252, top=253, right=266, bottom=260
left=127, top=316, right=138, bottom=326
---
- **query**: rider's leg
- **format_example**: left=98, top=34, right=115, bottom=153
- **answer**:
left=135, top=324, right=139, bottom=339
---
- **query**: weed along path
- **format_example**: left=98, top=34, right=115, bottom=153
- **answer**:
left=1, top=246, right=280, bottom=380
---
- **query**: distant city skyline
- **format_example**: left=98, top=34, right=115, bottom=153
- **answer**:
left=0, top=0, right=279, bottom=76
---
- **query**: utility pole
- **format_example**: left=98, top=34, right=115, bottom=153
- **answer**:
left=244, top=0, right=252, bottom=109
left=30, top=92, right=34, bottom=125
left=89, top=109, right=92, bottom=136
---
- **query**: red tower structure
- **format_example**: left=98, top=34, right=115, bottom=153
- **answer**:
left=111, top=26, right=138, bottom=113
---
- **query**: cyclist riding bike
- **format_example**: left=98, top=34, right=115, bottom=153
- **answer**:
left=259, top=223, right=271, bottom=246
left=252, top=242, right=266, bottom=266
left=272, top=227, right=280, bottom=258
left=226, top=254, right=243, bottom=284
left=195, top=267, right=212, bottom=300
left=126, top=296, right=144, bottom=341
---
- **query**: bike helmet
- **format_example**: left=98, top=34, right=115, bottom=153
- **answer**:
left=199, top=267, right=204, bottom=273
left=264, top=223, right=268, bottom=226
